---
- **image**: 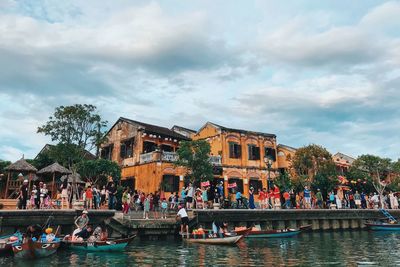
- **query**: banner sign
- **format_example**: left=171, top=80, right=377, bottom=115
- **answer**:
left=228, top=182, right=237, bottom=189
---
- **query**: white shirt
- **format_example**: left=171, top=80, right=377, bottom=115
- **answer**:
left=177, top=208, right=188, bottom=218
left=187, top=187, right=194, bottom=197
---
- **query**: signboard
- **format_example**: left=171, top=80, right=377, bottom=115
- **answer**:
left=228, top=182, right=237, bottom=189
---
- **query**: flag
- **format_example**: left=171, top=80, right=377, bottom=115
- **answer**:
left=201, top=181, right=210, bottom=187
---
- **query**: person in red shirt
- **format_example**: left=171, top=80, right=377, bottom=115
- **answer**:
left=273, top=185, right=281, bottom=209
left=283, top=191, right=291, bottom=209
left=85, top=186, right=93, bottom=209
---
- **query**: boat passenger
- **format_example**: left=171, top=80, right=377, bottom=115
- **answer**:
left=25, top=224, right=43, bottom=241
left=75, top=210, right=89, bottom=229
left=73, top=226, right=93, bottom=242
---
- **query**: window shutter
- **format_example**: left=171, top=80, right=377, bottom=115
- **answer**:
left=237, top=144, right=241, bottom=158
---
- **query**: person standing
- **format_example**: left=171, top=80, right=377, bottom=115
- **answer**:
left=283, top=190, right=291, bottom=209
left=249, top=187, right=255, bottom=209
left=259, top=188, right=265, bottom=209
left=19, top=179, right=29, bottom=210
left=177, top=205, right=189, bottom=237
left=122, top=188, right=131, bottom=214
left=273, top=185, right=281, bottom=209
left=107, top=182, right=116, bottom=210
left=361, top=192, right=367, bottom=209
left=100, top=186, right=107, bottom=207
left=354, top=191, right=361, bottom=209
left=153, top=192, right=160, bottom=219
left=316, top=189, right=323, bottom=209
left=186, top=183, right=194, bottom=210
left=60, top=180, right=69, bottom=209
left=143, top=194, right=150, bottom=219
left=161, top=198, right=168, bottom=219
left=303, top=186, right=311, bottom=209
left=85, top=186, right=93, bottom=209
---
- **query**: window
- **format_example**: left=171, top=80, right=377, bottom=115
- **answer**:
left=248, top=145, right=260, bottom=160
left=100, top=144, right=113, bottom=160
left=143, top=141, right=157, bottom=153
left=249, top=178, right=263, bottom=194
left=228, top=178, right=243, bottom=193
left=264, top=147, right=276, bottom=162
left=120, top=138, right=134, bottom=159
left=229, top=142, right=241, bottom=158
left=121, top=177, right=135, bottom=191
left=161, top=144, right=173, bottom=152
left=161, top=175, right=180, bottom=193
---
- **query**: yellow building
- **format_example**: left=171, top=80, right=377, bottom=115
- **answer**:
left=277, top=144, right=297, bottom=176
left=193, top=122, right=279, bottom=198
left=100, top=117, right=193, bottom=195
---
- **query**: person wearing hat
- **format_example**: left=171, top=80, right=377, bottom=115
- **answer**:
left=18, top=178, right=29, bottom=210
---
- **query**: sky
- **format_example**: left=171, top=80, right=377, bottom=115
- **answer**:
left=0, top=0, right=399, bottom=162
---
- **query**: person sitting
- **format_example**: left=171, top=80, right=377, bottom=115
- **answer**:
left=72, top=226, right=93, bottom=242
left=90, top=224, right=108, bottom=242
left=25, top=224, right=43, bottom=241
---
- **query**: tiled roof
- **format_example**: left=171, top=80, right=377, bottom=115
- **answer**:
left=119, top=117, right=190, bottom=140
left=208, top=122, right=276, bottom=138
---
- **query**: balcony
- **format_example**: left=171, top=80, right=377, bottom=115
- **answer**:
left=139, top=151, right=179, bottom=164
left=209, top=155, right=222, bottom=165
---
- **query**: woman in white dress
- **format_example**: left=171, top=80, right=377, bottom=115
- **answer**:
left=335, top=194, right=342, bottom=209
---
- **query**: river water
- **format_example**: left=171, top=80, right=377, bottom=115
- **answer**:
left=1, top=231, right=399, bottom=266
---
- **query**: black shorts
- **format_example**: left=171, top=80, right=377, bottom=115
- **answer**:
left=186, top=197, right=193, bottom=203
left=181, top=217, right=189, bottom=226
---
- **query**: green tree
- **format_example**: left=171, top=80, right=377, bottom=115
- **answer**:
left=349, top=154, right=399, bottom=206
left=37, top=104, right=108, bottom=155
left=274, top=171, right=292, bottom=192
left=292, top=144, right=335, bottom=180
left=76, top=159, right=121, bottom=186
left=175, top=140, right=214, bottom=184
left=311, top=162, right=338, bottom=198
left=0, top=160, right=11, bottom=190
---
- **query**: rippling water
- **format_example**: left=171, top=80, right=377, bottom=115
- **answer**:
left=1, top=231, right=399, bottom=266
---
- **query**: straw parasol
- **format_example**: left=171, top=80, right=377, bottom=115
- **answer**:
left=38, top=162, right=72, bottom=197
left=4, top=158, right=38, bottom=198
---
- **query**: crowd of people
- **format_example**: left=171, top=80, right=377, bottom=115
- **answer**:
left=17, top=177, right=400, bottom=213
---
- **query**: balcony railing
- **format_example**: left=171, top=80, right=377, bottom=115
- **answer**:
left=161, top=152, right=179, bottom=162
left=139, top=152, right=154, bottom=164
left=209, top=155, right=222, bottom=165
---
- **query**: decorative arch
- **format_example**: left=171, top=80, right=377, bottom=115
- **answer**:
left=226, top=170, right=243, bottom=178
left=278, top=151, right=286, bottom=157
left=247, top=171, right=261, bottom=179
left=225, top=134, right=241, bottom=142
left=264, top=140, right=274, bottom=147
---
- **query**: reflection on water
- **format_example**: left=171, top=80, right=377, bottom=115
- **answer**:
left=1, top=231, right=399, bottom=266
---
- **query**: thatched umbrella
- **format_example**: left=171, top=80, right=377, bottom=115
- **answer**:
left=4, top=158, right=37, bottom=198
left=60, top=173, right=85, bottom=184
left=38, top=162, right=72, bottom=198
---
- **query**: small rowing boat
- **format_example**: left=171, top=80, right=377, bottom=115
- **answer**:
left=62, top=235, right=136, bottom=252
left=12, top=238, right=60, bottom=259
left=235, top=228, right=301, bottom=238
left=365, top=222, right=400, bottom=231
left=0, top=232, right=22, bottom=255
left=183, top=234, right=243, bottom=245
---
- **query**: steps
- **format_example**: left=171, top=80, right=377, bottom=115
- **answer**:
left=379, top=208, right=397, bottom=222
left=0, top=199, right=18, bottom=210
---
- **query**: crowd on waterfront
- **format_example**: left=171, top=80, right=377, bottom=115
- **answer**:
left=16, top=178, right=400, bottom=214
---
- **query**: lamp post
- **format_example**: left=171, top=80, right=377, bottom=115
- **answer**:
left=264, top=158, right=272, bottom=191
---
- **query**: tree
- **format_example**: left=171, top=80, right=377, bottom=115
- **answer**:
left=350, top=154, right=399, bottom=207
left=274, top=171, right=292, bottom=192
left=175, top=140, right=214, bottom=184
left=37, top=104, right=108, bottom=154
left=311, top=162, right=338, bottom=198
left=292, top=144, right=335, bottom=180
left=77, top=159, right=121, bottom=186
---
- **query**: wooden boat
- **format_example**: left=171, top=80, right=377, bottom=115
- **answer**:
left=12, top=238, right=60, bottom=259
left=235, top=228, right=301, bottom=238
left=0, top=233, right=21, bottom=255
left=62, top=235, right=136, bottom=252
left=365, top=222, right=400, bottom=231
left=183, top=234, right=243, bottom=245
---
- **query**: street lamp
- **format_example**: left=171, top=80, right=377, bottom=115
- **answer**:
left=264, top=158, right=272, bottom=191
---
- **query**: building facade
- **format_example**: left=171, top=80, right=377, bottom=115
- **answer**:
left=100, top=117, right=192, bottom=195
left=193, top=122, right=280, bottom=198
